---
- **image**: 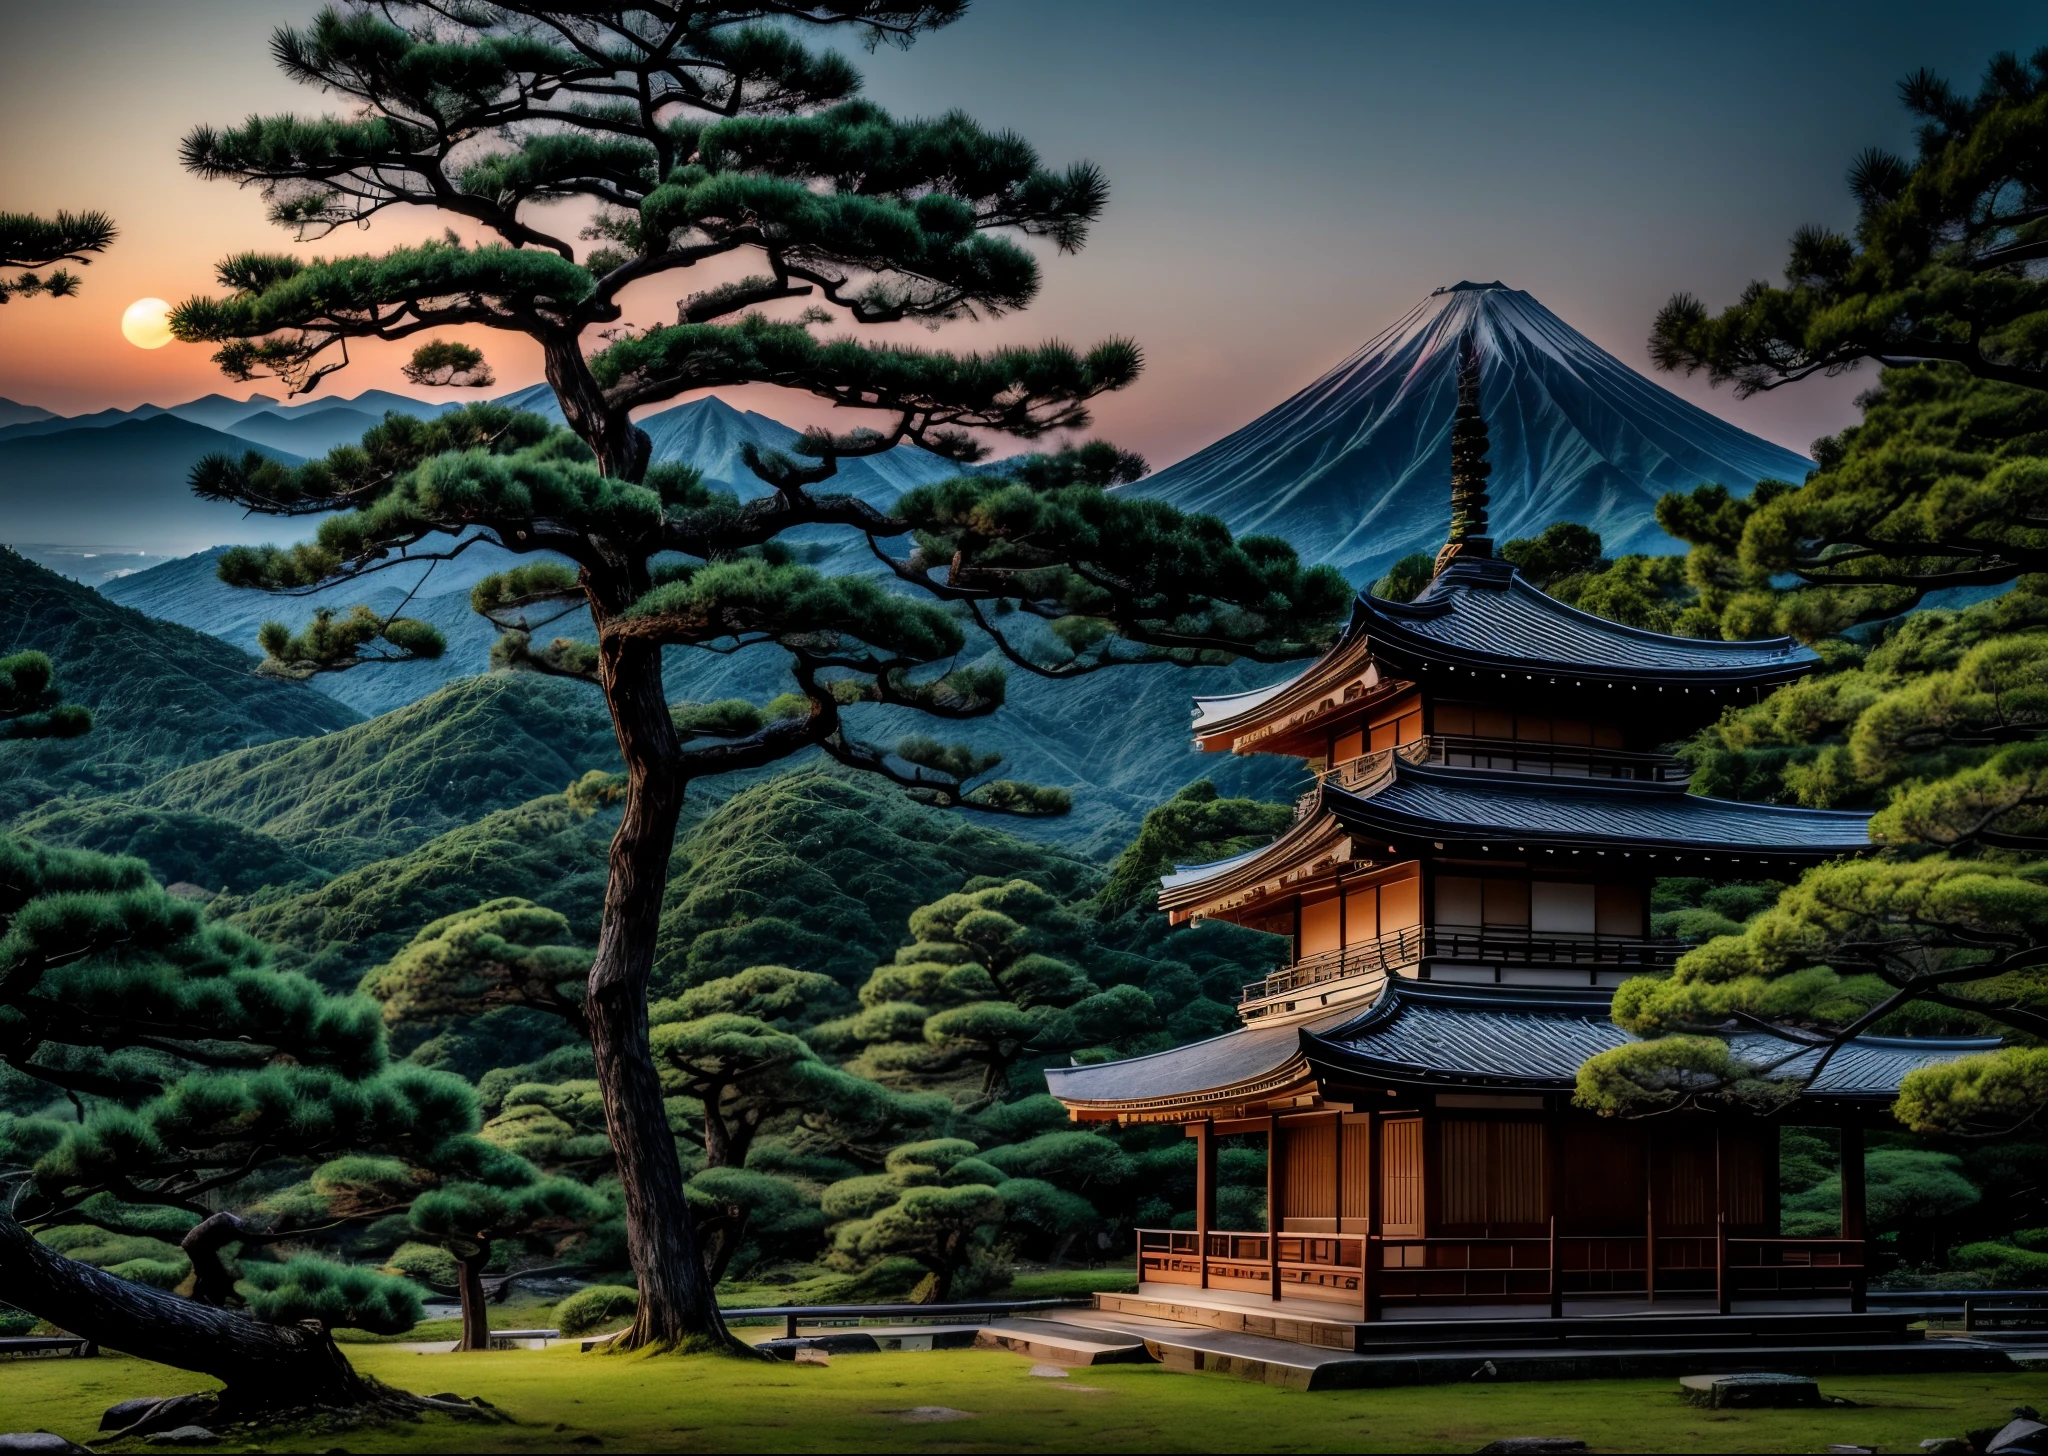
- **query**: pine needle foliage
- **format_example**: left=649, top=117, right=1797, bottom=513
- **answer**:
left=0, top=208, right=115, bottom=303
left=1651, top=47, right=2048, bottom=395
left=0, top=651, right=92, bottom=741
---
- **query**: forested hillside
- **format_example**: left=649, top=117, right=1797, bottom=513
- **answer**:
left=0, top=548, right=358, bottom=817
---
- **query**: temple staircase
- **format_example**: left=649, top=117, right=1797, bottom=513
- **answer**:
left=1049, top=1288, right=2023, bottom=1391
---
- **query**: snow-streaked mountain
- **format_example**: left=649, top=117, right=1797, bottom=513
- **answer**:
left=1125, top=281, right=1815, bottom=583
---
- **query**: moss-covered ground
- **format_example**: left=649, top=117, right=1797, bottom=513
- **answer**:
left=4, top=1341, right=2044, bottom=1453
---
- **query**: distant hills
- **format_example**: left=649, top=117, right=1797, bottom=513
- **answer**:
left=1125, top=281, right=1815, bottom=584
left=0, top=414, right=308, bottom=556
left=3, top=289, right=1816, bottom=848
left=0, top=398, right=55, bottom=429
left=0, top=547, right=358, bottom=819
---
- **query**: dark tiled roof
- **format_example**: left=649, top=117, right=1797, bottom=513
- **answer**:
left=1326, top=759, right=1870, bottom=857
left=1729, top=1033, right=2001, bottom=1099
left=1042, top=1005, right=1361, bottom=1104
left=1356, top=557, right=1815, bottom=684
left=1301, top=980, right=1998, bottom=1101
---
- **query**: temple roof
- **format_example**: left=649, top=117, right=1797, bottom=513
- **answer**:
left=1043, top=1003, right=1359, bottom=1110
left=1357, top=556, right=1817, bottom=686
left=1045, top=981, right=1998, bottom=1115
left=1302, top=980, right=1999, bottom=1102
left=1157, top=803, right=1360, bottom=917
left=1324, top=758, right=1870, bottom=859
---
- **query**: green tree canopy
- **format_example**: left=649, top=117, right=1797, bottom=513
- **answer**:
left=826, top=878, right=1160, bottom=1099
left=822, top=1137, right=1006, bottom=1303
left=0, top=836, right=503, bottom=1413
left=1651, top=49, right=2048, bottom=396
left=360, top=898, right=591, bottom=1036
left=0, top=651, right=92, bottom=741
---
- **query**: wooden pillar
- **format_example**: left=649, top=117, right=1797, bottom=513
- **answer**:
left=1267, top=1112, right=1284, bottom=1301
left=1548, top=1108, right=1564, bottom=1319
left=1714, top=1122, right=1731, bottom=1316
left=1195, top=1118, right=1216, bottom=1290
left=1841, top=1123, right=1867, bottom=1313
left=1644, top=1134, right=1657, bottom=1305
left=1361, top=1112, right=1378, bottom=1322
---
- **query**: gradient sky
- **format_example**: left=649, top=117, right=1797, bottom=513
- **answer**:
left=0, top=0, right=2039, bottom=469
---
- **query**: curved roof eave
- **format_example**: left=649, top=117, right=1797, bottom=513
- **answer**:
left=1323, top=761, right=1872, bottom=858
left=1356, top=561, right=1819, bottom=687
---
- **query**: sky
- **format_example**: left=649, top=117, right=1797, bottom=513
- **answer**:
left=0, top=0, right=2040, bottom=468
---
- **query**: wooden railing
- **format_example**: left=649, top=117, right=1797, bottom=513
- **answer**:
left=1239, top=927, right=1685, bottom=1013
left=1315, top=735, right=1687, bottom=793
left=1135, top=1225, right=1867, bottom=1316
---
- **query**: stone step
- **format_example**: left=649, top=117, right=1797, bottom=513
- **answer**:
left=1097, top=1292, right=1928, bottom=1354
left=974, top=1318, right=1154, bottom=1366
left=1129, top=1333, right=2016, bottom=1393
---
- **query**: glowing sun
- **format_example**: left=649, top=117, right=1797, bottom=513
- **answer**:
left=121, top=297, right=174, bottom=350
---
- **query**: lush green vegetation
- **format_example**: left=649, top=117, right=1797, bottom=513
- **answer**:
left=0, top=547, right=357, bottom=818
left=7, top=1344, right=2048, bottom=1454
left=131, top=673, right=617, bottom=871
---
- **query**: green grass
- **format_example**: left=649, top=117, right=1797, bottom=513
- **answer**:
left=5, top=1342, right=2045, bottom=1453
left=1007, top=1263, right=1139, bottom=1299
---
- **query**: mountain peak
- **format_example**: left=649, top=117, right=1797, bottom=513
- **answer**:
left=1126, top=284, right=1813, bottom=583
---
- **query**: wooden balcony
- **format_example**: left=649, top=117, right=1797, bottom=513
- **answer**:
left=1134, top=1226, right=1868, bottom=1317
left=1239, top=927, right=1684, bottom=1018
left=1318, top=735, right=1688, bottom=790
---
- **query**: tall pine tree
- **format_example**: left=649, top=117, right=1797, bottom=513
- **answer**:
left=169, top=2, right=1349, bottom=1350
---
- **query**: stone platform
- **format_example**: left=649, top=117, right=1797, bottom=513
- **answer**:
left=1058, top=1286, right=2019, bottom=1391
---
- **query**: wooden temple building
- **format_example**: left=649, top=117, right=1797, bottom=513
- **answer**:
left=1046, top=388, right=1996, bottom=1327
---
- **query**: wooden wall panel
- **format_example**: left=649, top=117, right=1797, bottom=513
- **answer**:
left=1496, top=1122, right=1546, bottom=1224
left=1299, top=894, right=1341, bottom=956
left=1560, top=1118, right=1645, bottom=1236
left=1659, top=1129, right=1716, bottom=1233
left=1439, top=1120, right=1488, bottom=1225
left=1282, top=1121, right=1337, bottom=1221
left=1340, top=1122, right=1372, bottom=1226
left=1380, top=1118, right=1423, bottom=1236
left=1438, top=1118, right=1548, bottom=1230
left=1721, top=1126, right=1770, bottom=1231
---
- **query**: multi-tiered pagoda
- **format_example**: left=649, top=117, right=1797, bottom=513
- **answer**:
left=1047, top=371, right=1994, bottom=1322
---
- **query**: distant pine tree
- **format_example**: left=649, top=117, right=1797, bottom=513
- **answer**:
left=0, top=649, right=91, bottom=740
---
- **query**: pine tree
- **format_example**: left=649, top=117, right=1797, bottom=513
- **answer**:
left=0, top=651, right=92, bottom=740
left=1572, top=585, right=2048, bottom=1133
left=0, top=834, right=488, bottom=1414
left=0, top=209, right=115, bottom=303
left=1651, top=48, right=2048, bottom=396
left=821, top=1138, right=1006, bottom=1303
left=168, top=2, right=1349, bottom=1350
left=826, top=879, right=1159, bottom=1099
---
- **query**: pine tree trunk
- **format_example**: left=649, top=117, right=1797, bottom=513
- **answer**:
left=0, top=1207, right=398, bottom=1415
left=585, top=628, right=734, bottom=1352
left=454, top=1244, right=491, bottom=1353
left=543, top=336, right=647, bottom=482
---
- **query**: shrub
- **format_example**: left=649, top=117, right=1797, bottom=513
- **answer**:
left=383, top=1240, right=460, bottom=1289
left=556, top=1283, right=638, bottom=1335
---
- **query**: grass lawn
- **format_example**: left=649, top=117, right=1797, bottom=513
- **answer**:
left=4, top=1342, right=2045, bottom=1453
